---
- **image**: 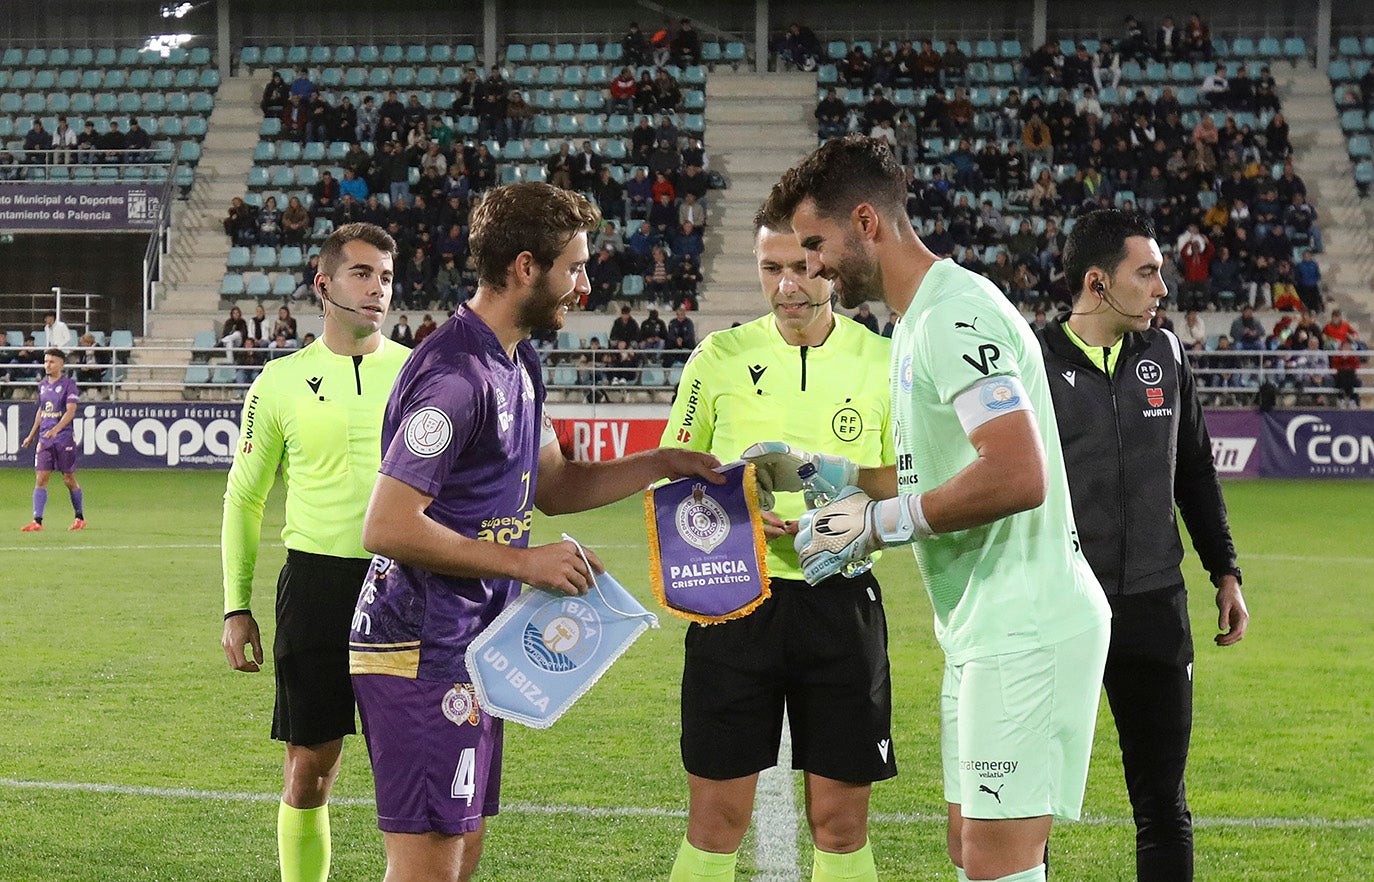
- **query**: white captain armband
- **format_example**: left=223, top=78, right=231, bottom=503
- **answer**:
left=951, top=374, right=1033, bottom=434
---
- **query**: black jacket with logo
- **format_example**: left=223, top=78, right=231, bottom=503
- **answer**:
left=1038, top=316, right=1239, bottom=596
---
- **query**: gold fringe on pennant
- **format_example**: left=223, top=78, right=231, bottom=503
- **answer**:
left=644, top=462, right=772, bottom=625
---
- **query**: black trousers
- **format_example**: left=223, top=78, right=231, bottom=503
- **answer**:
left=1102, top=584, right=1195, bottom=882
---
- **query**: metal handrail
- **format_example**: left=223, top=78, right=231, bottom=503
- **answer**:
left=1, top=345, right=1368, bottom=404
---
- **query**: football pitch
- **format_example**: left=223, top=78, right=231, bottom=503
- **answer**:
left=1, top=469, right=1370, bottom=881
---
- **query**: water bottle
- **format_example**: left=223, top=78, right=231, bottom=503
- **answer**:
left=797, top=463, right=873, bottom=578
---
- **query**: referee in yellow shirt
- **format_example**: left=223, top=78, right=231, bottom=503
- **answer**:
left=220, top=223, right=410, bottom=882
left=661, top=206, right=895, bottom=882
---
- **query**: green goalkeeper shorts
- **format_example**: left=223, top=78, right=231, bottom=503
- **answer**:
left=940, top=621, right=1110, bottom=820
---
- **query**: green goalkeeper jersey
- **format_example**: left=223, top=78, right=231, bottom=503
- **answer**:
left=221, top=337, right=410, bottom=614
left=661, top=313, right=894, bottom=580
left=890, top=260, right=1109, bottom=664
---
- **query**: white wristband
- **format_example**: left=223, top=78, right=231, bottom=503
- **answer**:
left=871, top=493, right=937, bottom=546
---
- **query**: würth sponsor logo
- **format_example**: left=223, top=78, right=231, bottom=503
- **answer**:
left=1146, top=386, right=1165, bottom=407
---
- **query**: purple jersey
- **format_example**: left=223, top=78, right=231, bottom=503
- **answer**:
left=36, top=375, right=79, bottom=447
left=350, top=306, right=547, bottom=682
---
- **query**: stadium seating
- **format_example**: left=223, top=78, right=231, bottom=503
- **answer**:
left=1328, top=40, right=1374, bottom=194
left=229, top=41, right=711, bottom=289
left=0, top=44, right=218, bottom=184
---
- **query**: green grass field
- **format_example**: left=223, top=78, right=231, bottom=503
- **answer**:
left=1, top=470, right=1371, bottom=881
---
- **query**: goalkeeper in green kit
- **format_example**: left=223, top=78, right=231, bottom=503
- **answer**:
left=746, top=137, right=1111, bottom=882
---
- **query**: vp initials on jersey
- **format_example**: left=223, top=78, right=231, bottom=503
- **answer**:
left=962, top=343, right=1001, bottom=376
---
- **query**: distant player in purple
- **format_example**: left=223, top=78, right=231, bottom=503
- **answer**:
left=349, top=182, right=721, bottom=882
left=21, top=349, right=84, bottom=532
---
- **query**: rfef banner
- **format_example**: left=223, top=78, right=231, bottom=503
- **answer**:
left=0, top=184, right=162, bottom=232
left=549, top=417, right=668, bottom=462
left=0, top=402, right=240, bottom=469
left=1261, top=410, right=1374, bottom=478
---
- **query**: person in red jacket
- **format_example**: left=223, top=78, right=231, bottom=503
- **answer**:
left=1178, top=227, right=1214, bottom=310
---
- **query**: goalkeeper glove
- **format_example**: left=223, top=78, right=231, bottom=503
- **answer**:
left=795, top=489, right=936, bottom=585
left=741, top=441, right=858, bottom=511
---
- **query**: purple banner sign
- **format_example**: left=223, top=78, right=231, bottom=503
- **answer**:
left=0, top=402, right=241, bottom=469
left=1261, top=410, right=1374, bottom=478
left=1204, top=410, right=1262, bottom=478
left=0, top=184, right=162, bottom=232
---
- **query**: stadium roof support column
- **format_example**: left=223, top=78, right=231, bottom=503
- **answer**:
left=217, top=0, right=230, bottom=82
left=1032, top=0, right=1047, bottom=51
left=1315, top=0, right=1331, bottom=72
left=755, top=0, right=768, bottom=73
left=484, top=0, right=499, bottom=71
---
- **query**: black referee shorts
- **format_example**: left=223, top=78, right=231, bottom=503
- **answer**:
left=680, top=572, right=897, bottom=784
left=270, top=549, right=372, bottom=746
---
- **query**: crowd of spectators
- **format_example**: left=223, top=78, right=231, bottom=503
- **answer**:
left=228, top=33, right=714, bottom=312
left=815, top=16, right=1324, bottom=316
left=1, top=116, right=154, bottom=169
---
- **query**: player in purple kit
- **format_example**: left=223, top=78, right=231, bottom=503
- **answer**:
left=349, top=182, right=722, bottom=882
left=21, top=349, right=85, bottom=531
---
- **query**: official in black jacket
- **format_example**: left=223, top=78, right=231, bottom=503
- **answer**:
left=1039, top=210, right=1249, bottom=882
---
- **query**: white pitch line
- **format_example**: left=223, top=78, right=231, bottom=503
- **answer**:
left=2, top=778, right=1371, bottom=830
left=752, top=713, right=801, bottom=882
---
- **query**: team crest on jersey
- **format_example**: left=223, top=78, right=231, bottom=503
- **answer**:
left=980, top=377, right=1022, bottom=411
left=899, top=355, right=914, bottom=393
left=1136, top=359, right=1163, bottom=385
left=441, top=683, right=481, bottom=726
left=675, top=484, right=731, bottom=553
left=404, top=407, right=453, bottom=457
left=523, top=597, right=603, bottom=673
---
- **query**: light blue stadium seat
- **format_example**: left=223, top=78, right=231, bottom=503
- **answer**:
left=537, top=65, right=560, bottom=86
left=160, top=117, right=184, bottom=137
left=504, top=140, right=528, bottom=160
left=525, top=165, right=547, bottom=183
left=227, top=246, right=251, bottom=268
left=269, top=166, right=295, bottom=187
left=367, top=68, right=391, bottom=87
left=530, top=43, right=552, bottom=63
left=277, top=141, right=301, bottom=161
left=583, top=112, right=604, bottom=133
left=428, top=45, right=452, bottom=63
left=184, top=365, right=211, bottom=386
left=392, top=67, right=416, bottom=87
left=70, top=47, right=94, bottom=67
left=278, top=246, right=304, bottom=268
left=24, top=48, right=47, bottom=66
left=577, top=43, right=600, bottom=62
left=1350, top=135, right=1373, bottom=159
left=513, top=65, right=536, bottom=87
left=261, top=46, right=286, bottom=67
left=272, top=274, right=299, bottom=298
left=1257, top=37, right=1281, bottom=58
left=247, top=166, right=270, bottom=188
left=253, top=246, right=278, bottom=269
left=190, top=47, right=210, bottom=66
left=300, top=141, right=325, bottom=162
left=143, top=92, right=166, bottom=112
left=1340, top=109, right=1365, bottom=133
left=532, top=89, right=556, bottom=110
left=557, top=91, right=582, bottom=111
left=178, top=141, right=202, bottom=163
left=563, top=66, right=585, bottom=87
left=1330, top=60, right=1351, bottom=82
left=684, top=90, right=705, bottom=111
left=724, top=42, right=747, bottom=64
left=417, top=67, right=440, bottom=87
left=174, top=68, right=197, bottom=88
left=330, top=45, right=354, bottom=64
left=531, top=115, right=554, bottom=136
left=1230, top=37, right=1256, bottom=58
left=47, top=93, right=70, bottom=113
left=166, top=92, right=190, bottom=112
left=453, top=44, right=476, bottom=63
left=1282, top=37, right=1305, bottom=60
left=151, top=68, right=176, bottom=90
left=286, top=46, right=308, bottom=66
left=94, top=47, right=117, bottom=66
left=296, top=166, right=319, bottom=188
left=245, top=273, right=272, bottom=298
left=221, top=273, right=246, bottom=297
left=240, top=46, right=263, bottom=67
left=528, top=138, right=553, bottom=160
left=555, top=43, right=576, bottom=63
left=191, top=92, right=214, bottom=112
left=200, top=69, right=220, bottom=89
left=555, top=114, right=579, bottom=136
left=32, top=69, right=56, bottom=90
left=506, top=43, right=528, bottom=64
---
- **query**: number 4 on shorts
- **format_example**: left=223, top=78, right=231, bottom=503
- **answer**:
left=451, top=747, right=476, bottom=805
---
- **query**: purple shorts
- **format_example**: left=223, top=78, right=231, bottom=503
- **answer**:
left=35, top=442, right=77, bottom=474
left=353, top=674, right=504, bottom=835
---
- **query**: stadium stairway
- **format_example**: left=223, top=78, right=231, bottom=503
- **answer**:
left=1287, top=63, right=1374, bottom=327
left=137, top=73, right=259, bottom=354
left=699, top=70, right=817, bottom=325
